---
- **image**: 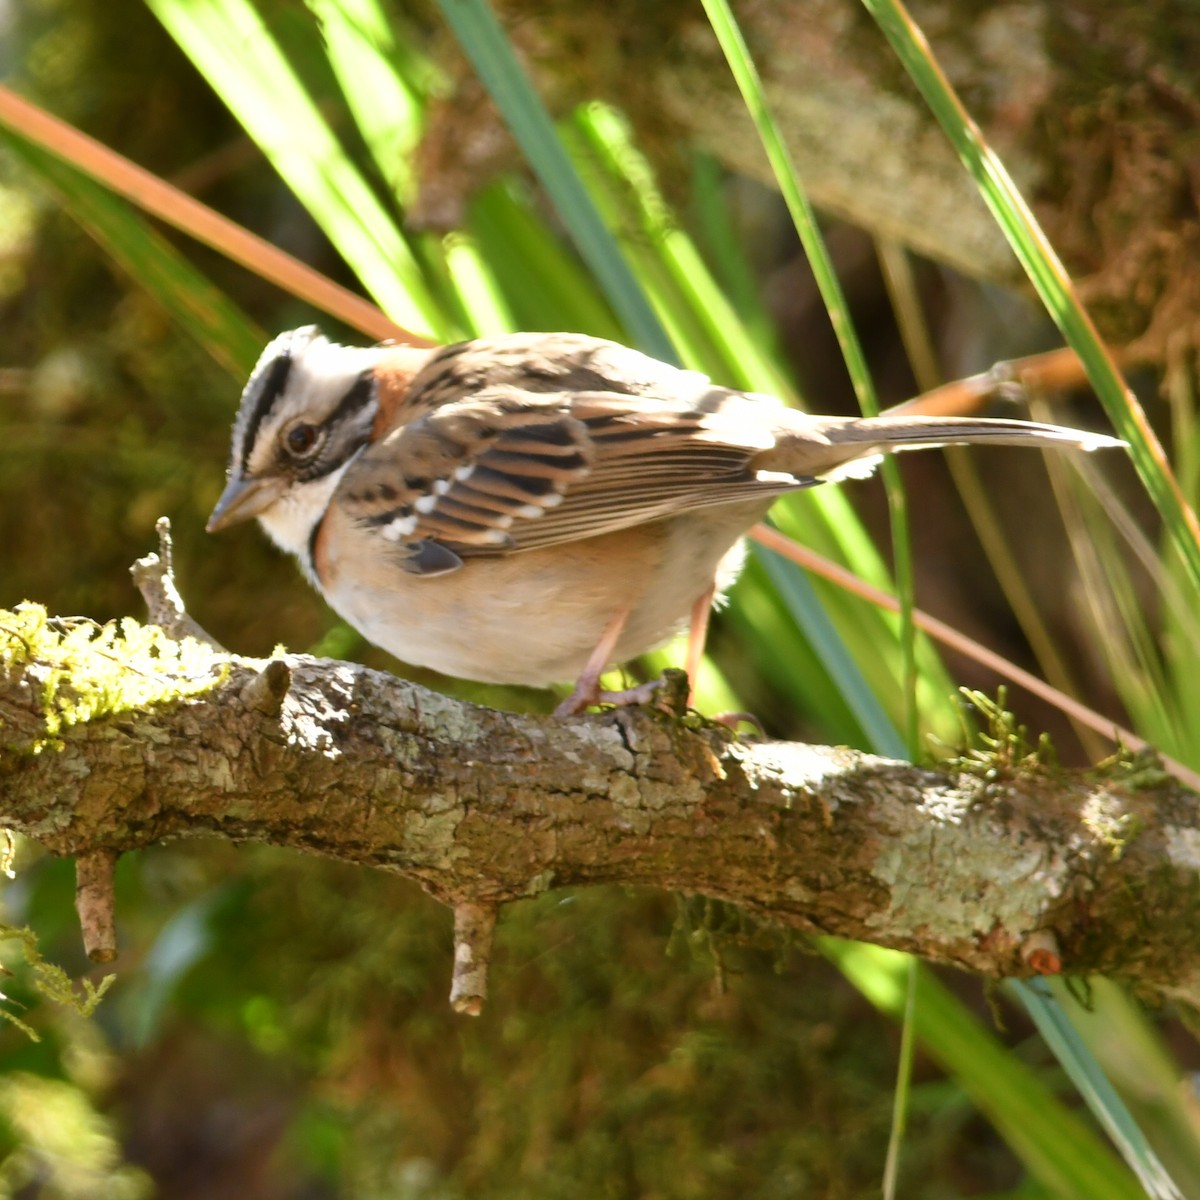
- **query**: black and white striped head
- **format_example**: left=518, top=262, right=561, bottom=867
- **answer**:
left=207, top=327, right=384, bottom=547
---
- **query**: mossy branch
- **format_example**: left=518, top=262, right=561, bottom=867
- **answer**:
left=1, top=528, right=1199, bottom=1012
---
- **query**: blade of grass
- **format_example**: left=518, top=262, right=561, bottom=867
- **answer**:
left=0, top=85, right=412, bottom=344
left=882, top=956, right=919, bottom=1200
left=305, top=0, right=427, bottom=205
left=466, top=180, right=625, bottom=338
left=568, top=102, right=793, bottom=396
left=147, top=0, right=449, bottom=338
left=689, top=150, right=780, bottom=353
left=755, top=539, right=907, bottom=758
left=307, top=0, right=493, bottom=338
left=827, top=941, right=1148, bottom=1200
left=442, top=231, right=516, bottom=335
left=722, top=558, right=874, bottom=744
left=700, top=0, right=919, bottom=758
left=432, top=0, right=674, bottom=360
left=861, top=0, right=1200, bottom=603
left=1043, top=451, right=1190, bottom=759
left=1, top=132, right=262, bottom=386
left=1012, top=979, right=1185, bottom=1200
left=1053, top=977, right=1200, bottom=1196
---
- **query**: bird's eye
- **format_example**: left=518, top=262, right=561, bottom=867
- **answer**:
left=284, top=423, right=320, bottom=458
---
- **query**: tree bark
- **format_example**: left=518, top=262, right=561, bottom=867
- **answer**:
left=4, top=557, right=1200, bottom=1012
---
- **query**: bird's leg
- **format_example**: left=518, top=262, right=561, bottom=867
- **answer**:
left=554, top=608, right=635, bottom=717
left=554, top=584, right=719, bottom=718
left=683, top=583, right=716, bottom=707
left=684, top=581, right=763, bottom=735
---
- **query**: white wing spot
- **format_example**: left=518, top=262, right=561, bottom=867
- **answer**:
left=453, top=464, right=475, bottom=482
left=817, top=455, right=883, bottom=483
left=382, top=513, right=418, bottom=541
left=415, top=492, right=439, bottom=514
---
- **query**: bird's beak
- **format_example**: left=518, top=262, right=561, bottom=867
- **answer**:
left=206, top=474, right=285, bottom=533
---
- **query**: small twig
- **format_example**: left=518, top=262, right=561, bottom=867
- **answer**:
left=239, top=659, right=292, bottom=718
left=654, top=668, right=692, bottom=718
left=450, top=902, right=498, bottom=1016
left=883, top=347, right=1104, bottom=419
left=0, top=85, right=422, bottom=347
left=1021, top=928, right=1063, bottom=976
left=74, top=850, right=118, bottom=963
left=130, top=517, right=224, bottom=648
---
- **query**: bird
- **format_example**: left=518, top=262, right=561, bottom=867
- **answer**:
left=207, top=326, right=1124, bottom=715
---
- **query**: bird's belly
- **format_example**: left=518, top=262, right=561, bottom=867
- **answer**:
left=322, top=508, right=766, bottom=687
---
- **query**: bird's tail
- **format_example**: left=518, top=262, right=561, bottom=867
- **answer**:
left=759, top=412, right=1125, bottom=484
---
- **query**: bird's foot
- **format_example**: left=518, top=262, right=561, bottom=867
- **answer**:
left=554, top=676, right=665, bottom=718
left=710, top=710, right=765, bottom=739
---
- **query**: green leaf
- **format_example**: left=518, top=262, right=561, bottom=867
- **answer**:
left=828, top=942, right=1149, bottom=1200
left=148, top=0, right=448, bottom=337
left=432, top=0, right=674, bottom=360
left=1012, top=979, right=1184, bottom=1200
left=701, top=0, right=919, bottom=754
left=860, top=0, right=1200, bottom=604
left=1, top=130, right=262, bottom=385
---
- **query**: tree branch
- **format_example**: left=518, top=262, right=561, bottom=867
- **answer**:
left=3, top=556, right=1200, bottom=1012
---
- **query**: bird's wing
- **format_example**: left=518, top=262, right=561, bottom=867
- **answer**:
left=336, top=383, right=815, bottom=574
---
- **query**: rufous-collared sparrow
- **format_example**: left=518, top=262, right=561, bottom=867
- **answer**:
left=208, top=327, right=1122, bottom=714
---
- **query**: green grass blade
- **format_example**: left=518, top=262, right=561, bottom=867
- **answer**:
left=755, top=541, right=907, bottom=758
left=861, top=0, right=1200, bottom=603
left=698, top=0, right=878, bottom=418
left=827, top=941, right=1148, bottom=1200
left=689, top=151, right=780, bottom=353
left=432, top=0, right=674, bottom=360
left=466, top=180, right=625, bottom=338
left=700, top=0, right=919, bottom=756
left=567, top=102, right=793, bottom=396
left=883, top=956, right=919, bottom=1199
left=2, top=130, right=261, bottom=387
left=441, top=232, right=516, bottom=335
left=722, top=558, right=872, bottom=744
left=148, top=0, right=448, bottom=337
left=1048, top=461, right=1187, bottom=755
left=1055, top=977, right=1200, bottom=1196
left=1012, top=979, right=1185, bottom=1200
left=305, top=0, right=428, bottom=205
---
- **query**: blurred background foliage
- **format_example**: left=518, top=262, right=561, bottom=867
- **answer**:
left=2, top=0, right=1200, bottom=1196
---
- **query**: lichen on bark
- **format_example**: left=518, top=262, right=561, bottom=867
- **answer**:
left=0, top=604, right=225, bottom=757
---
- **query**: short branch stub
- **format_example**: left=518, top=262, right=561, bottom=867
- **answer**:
left=74, top=850, right=118, bottom=963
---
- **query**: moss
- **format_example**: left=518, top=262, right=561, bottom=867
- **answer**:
left=941, top=687, right=1060, bottom=781
left=1094, top=745, right=1173, bottom=792
left=0, top=602, right=224, bottom=756
left=0, top=924, right=115, bottom=1038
